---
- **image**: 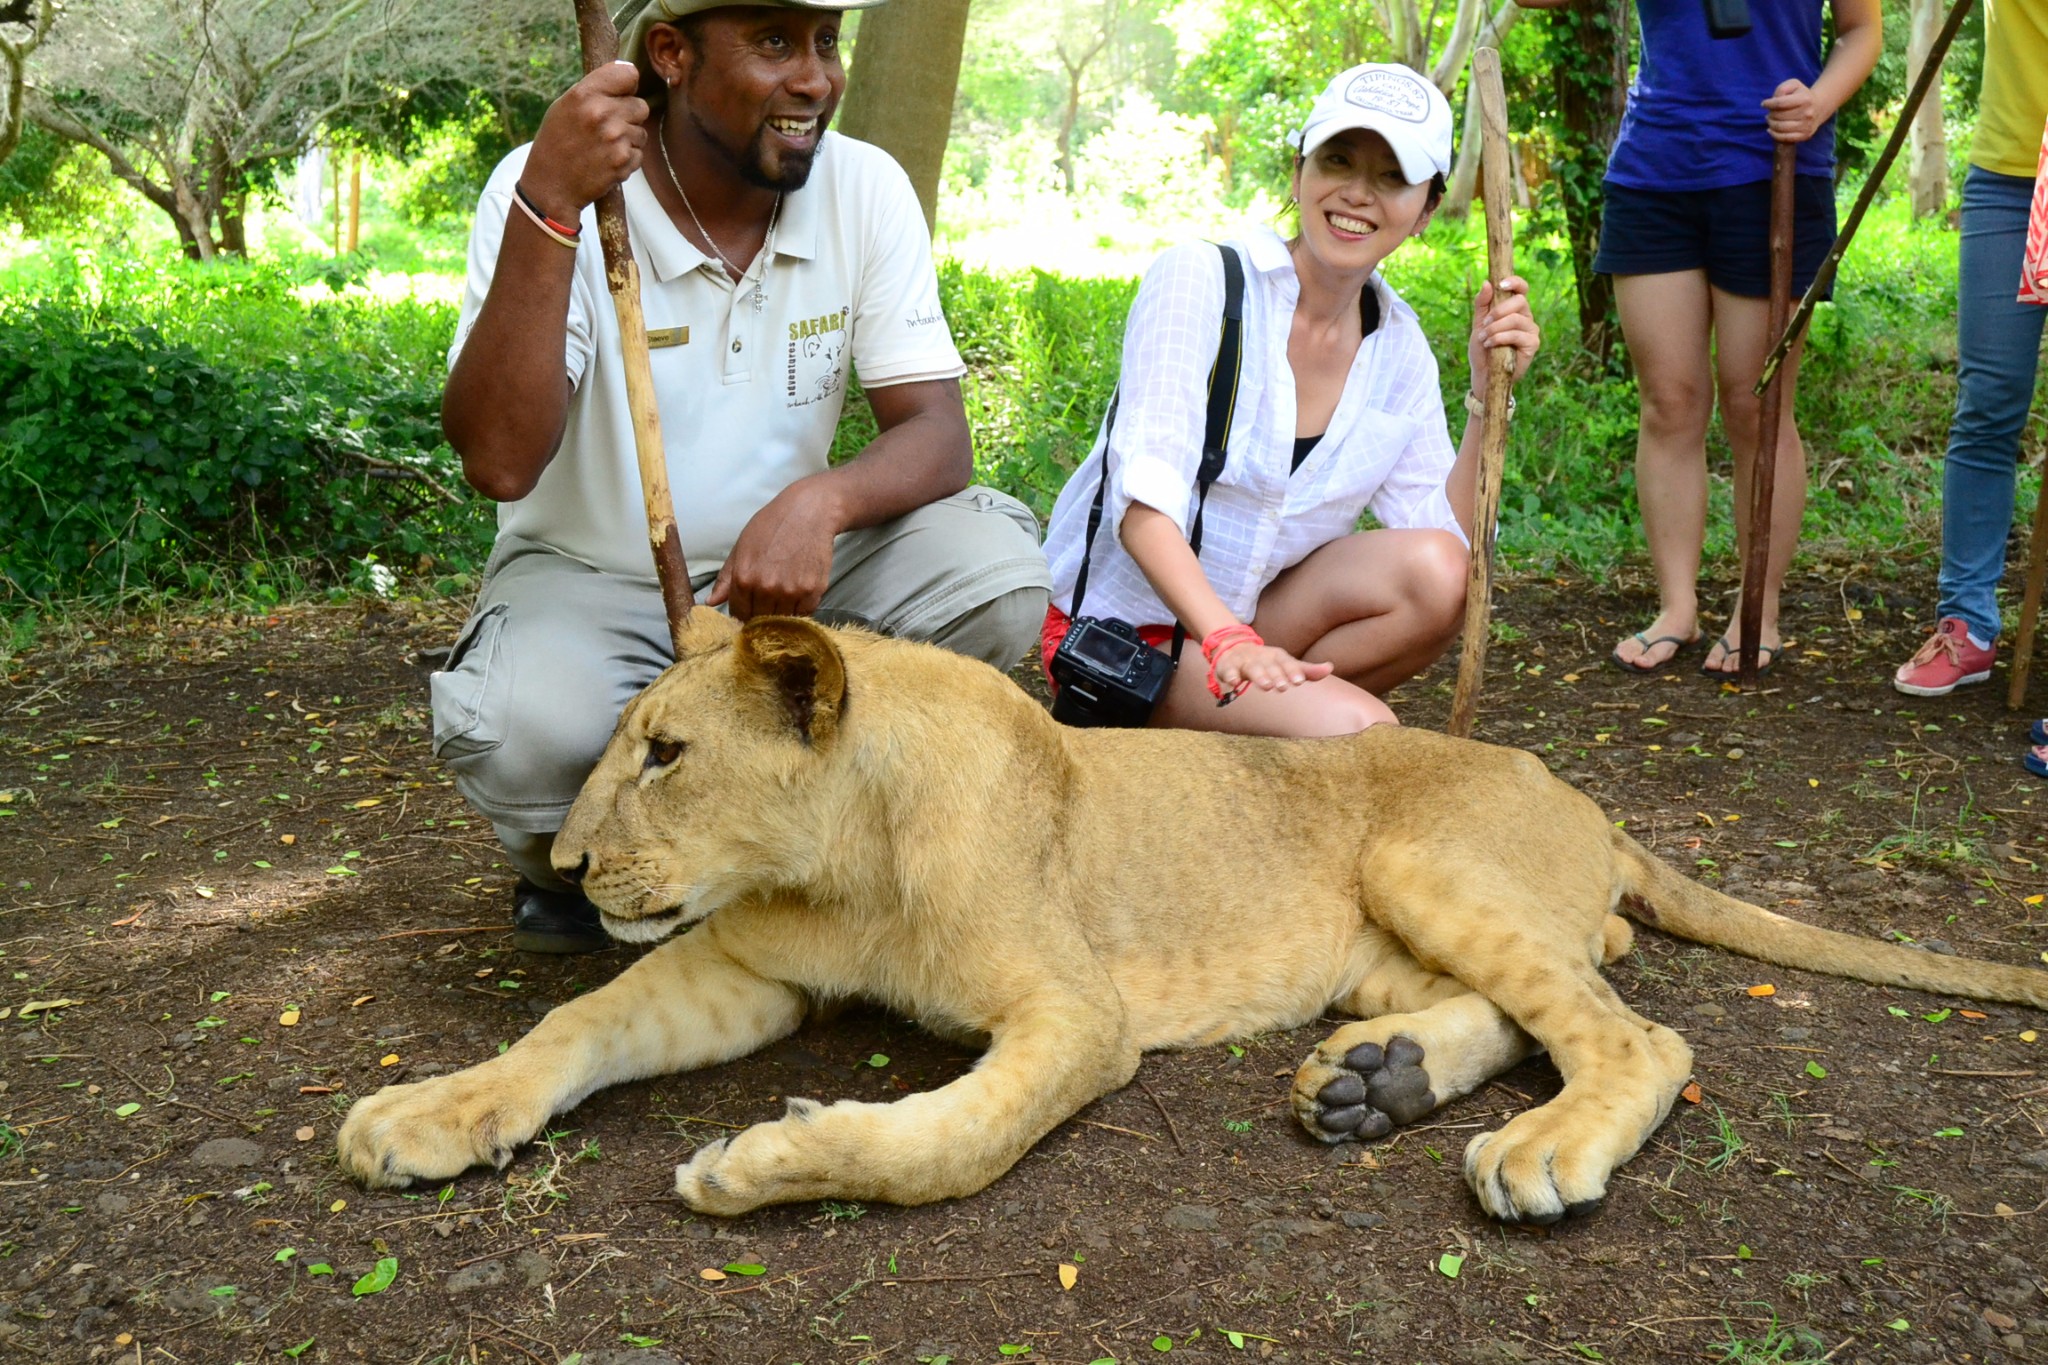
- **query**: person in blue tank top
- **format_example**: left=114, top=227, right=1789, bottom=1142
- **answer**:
left=1599, top=0, right=1880, bottom=677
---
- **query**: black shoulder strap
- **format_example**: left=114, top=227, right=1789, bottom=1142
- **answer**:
left=1069, top=241, right=1246, bottom=641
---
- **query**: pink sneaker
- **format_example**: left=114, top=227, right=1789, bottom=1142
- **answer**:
left=1892, top=617, right=1995, bottom=697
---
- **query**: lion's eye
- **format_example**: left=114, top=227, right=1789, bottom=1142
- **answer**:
left=644, top=738, right=686, bottom=770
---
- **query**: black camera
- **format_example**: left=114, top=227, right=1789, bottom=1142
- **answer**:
left=1048, top=616, right=1174, bottom=728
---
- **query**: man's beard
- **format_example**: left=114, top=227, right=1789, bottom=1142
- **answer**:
left=687, top=105, right=825, bottom=193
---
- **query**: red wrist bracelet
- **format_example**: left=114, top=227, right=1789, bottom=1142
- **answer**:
left=513, top=182, right=582, bottom=242
left=1200, top=624, right=1263, bottom=704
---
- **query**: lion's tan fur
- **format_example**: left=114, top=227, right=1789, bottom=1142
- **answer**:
left=339, top=609, right=2048, bottom=1222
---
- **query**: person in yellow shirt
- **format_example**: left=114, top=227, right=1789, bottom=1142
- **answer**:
left=1891, top=0, right=2048, bottom=706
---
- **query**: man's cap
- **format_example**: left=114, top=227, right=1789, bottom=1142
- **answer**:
left=614, top=0, right=886, bottom=64
left=1289, top=63, right=1453, bottom=184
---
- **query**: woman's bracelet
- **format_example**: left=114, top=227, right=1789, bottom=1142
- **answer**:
left=1200, top=623, right=1264, bottom=704
left=1463, top=390, right=1516, bottom=422
left=512, top=182, right=582, bottom=250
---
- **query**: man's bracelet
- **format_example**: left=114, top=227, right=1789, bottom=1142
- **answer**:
left=1464, top=390, right=1516, bottom=422
left=512, top=182, right=581, bottom=250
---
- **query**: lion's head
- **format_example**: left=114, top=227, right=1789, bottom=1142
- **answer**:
left=552, top=607, right=852, bottom=944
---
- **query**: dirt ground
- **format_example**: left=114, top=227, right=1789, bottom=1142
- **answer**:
left=3, top=567, right=2045, bottom=1365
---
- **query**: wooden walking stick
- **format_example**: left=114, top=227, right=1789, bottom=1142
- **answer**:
left=573, top=0, right=695, bottom=655
left=1755, top=0, right=1974, bottom=395
left=2007, top=474, right=2048, bottom=709
left=1736, top=141, right=1796, bottom=688
left=1447, top=48, right=1518, bottom=740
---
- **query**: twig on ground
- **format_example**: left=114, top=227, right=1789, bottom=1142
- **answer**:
left=1137, top=1076, right=1186, bottom=1154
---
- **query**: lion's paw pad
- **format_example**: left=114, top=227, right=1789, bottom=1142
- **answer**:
left=1310, top=1034, right=1435, bottom=1141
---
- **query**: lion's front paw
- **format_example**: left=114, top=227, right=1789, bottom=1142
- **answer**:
left=336, top=1071, right=545, bottom=1190
left=1292, top=1034, right=1435, bottom=1144
left=1461, top=1109, right=1610, bottom=1225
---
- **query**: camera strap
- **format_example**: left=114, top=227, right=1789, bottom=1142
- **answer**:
left=1068, top=241, right=1247, bottom=666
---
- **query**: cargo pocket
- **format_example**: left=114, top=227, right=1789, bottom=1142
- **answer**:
left=430, top=603, right=509, bottom=761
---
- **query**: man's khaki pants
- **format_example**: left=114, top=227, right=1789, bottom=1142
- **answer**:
left=430, top=487, right=1050, bottom=889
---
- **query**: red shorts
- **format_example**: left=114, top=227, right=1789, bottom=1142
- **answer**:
left=1039, top=605, right=1175, bottom=691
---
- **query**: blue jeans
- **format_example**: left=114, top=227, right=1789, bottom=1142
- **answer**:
left=1937, top=166, right=2048, bottom=642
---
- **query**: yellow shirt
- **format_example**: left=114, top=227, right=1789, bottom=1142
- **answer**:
left=1976, top=0, right=2048, bottom=177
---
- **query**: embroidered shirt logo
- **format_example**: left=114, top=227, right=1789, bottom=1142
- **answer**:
left=1343, top=69, right=1431, bottom=123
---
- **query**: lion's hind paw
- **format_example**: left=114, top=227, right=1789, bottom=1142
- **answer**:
left=1295, top=1034, right=1435, bottom=1144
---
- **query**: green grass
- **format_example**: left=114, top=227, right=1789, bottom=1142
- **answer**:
left=0, top=184, right=2027, bottom=610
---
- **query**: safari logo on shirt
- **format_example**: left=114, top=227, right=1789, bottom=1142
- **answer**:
left=787, top=306, right=849, bottom=409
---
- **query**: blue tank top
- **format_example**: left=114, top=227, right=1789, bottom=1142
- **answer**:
left=1606, top=0, right=1837, bottom=190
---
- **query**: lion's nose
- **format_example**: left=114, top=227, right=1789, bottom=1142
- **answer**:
left=557, top=852, right=591, bottom=887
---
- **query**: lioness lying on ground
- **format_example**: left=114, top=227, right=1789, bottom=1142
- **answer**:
left=339, top=609, right=2048, bottom=1223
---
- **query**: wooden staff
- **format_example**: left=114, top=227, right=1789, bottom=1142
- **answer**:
left=1754, top=0, right=1975, bottom=394
left=573, top=0, right=695, bottom=654
left=1447, top=48, right=1518, bottom=741
left=2008, top=476, right=2048, bottom=709
left=1737, top=141, right=1796, bottom=688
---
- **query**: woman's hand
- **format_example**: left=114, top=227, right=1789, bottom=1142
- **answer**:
left=1212, top=642, right=1334, bottom=698
left=1762, top=79, right=1829, bottom=144
left=1466, top=275, right=1539, bottom=390
left=521, top=62, right=650, bottom=221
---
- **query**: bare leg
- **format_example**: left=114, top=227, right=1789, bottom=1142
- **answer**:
left=1611, top=271, right=1716, bottom=669
left=1701, top=285, right=1809, bottom=673
left=1148, top=527, right=1465, bottom=736
left=1258, top=528, right=1469, bottom=695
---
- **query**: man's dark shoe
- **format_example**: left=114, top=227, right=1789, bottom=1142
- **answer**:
left=511, top=878, right=610, bottom=955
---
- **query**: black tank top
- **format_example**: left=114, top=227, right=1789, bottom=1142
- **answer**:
left=1292, top=285, right=1382, bottom=476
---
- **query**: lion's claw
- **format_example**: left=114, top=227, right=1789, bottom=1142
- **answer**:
left=1298, top=1031, right=1435, bottom=1143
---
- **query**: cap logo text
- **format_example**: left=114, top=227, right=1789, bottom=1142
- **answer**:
left=1343, top=69, right=1431, bottom=123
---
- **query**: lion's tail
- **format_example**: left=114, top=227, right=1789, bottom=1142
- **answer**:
left=1614, top=833, right=2048, bottom=1010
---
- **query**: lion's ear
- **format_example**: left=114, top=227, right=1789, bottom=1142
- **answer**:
left=732, top=617, right=846, bottom=747
left=676, top=605, right=739, bottom=655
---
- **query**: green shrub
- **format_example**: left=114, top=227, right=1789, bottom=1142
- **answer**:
left=0, top=248, right=488, bottom=602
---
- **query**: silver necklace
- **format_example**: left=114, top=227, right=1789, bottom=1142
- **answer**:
left=659, top=131, right=780, bottom=312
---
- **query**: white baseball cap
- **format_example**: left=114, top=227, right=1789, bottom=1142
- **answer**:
left=1291, top=63, right=1454, bottom=184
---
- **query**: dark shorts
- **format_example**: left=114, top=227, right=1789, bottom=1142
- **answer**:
left=1594, top=177, right=1838, bottom=300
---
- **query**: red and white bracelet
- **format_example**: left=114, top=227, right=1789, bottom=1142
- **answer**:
left=511, top=182, right=582, bottom=250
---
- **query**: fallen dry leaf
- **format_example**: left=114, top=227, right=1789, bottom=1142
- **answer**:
left=20, top=999, right=83, bottom=1018
left=1747, top=985, right=1776, bottom=998
left=379, top=1054, right=400, bottom=1067
left=2021, top=1031, right=2039, bottom=1044
left=350, top=995, right=375, bottom=1009
left=699, top=1268, right=727, bottom=1282
left=280, top=834, right=296, bottom=845
left=1959, top=1010, right=1986, bottom=1021
left=1680, top=1081, right=1704, bottom=1105
left=299, top=1085, right=336, bottom=1095
left=329, top=1200, right=346, bottom=1213
left=1995, top=1203, right=2017, bottom=1218
left=295, top=1126, right=316, bottom=1142
left=1059, top=1263, right=1079, bottom=1291
left=279, top=1008, right=301, bottom=1027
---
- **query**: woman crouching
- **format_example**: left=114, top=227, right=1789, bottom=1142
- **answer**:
left=1040, top=62, right=1541, bottom=737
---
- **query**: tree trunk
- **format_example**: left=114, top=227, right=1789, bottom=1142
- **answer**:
left=347, top=152, right=362, bottom=252
left=836, top=0, right=974, bottom=232
left=1547, top=0, right=1629, bottom=359
left=1906, top=0, right=1948, bottom=220
left=1055, top=63, right=1083, bottom=195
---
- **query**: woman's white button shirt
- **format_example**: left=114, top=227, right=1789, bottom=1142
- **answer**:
left=1043, top=227, right=1463, bottom=627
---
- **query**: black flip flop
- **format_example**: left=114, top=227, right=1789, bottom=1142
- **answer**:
left=1609, top=630, right=1701, bottom=676
left=1701, top=635, right=1778, bottom=679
